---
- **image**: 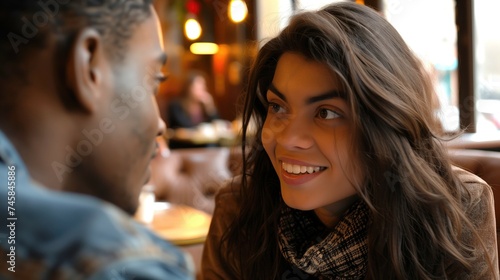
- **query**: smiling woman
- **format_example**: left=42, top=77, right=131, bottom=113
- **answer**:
left=261, top=53, right=361, bottom=219
left=201, top=2, right=498, bottom=279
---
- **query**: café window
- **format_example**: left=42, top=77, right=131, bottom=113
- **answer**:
left=474, top=0, right=500, bottom=132
left=383, top=0, right=500, bottom=133
left=384, top=0, right=459, bottom=131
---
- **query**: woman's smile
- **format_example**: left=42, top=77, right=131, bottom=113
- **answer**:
left=279, top=159, right=328, bottom=186
left=281, top=161, right=326, bottom=174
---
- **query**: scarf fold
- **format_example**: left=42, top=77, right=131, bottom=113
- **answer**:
left=278, top=200, right=369, bottom=279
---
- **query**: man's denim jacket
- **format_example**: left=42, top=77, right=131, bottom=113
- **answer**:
left=0, top=131, right=193, bottom=279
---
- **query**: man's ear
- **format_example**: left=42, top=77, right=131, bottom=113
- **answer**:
left=65, top=29, right=107, bottom=113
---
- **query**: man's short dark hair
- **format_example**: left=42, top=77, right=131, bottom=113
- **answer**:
left=0, top=0, right=154, bottom=81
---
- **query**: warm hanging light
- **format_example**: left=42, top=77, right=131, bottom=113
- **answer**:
left=228, top=0, right=248, bottom=23
left=184, top=17, right=202, bottom=40
left=190, top=42, right=219, bottom=55
left=185, top=0, right=218, bottom=55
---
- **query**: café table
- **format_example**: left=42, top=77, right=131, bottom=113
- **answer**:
left=136, top=201, right=211, bottom=279
left=166, top=124, right=238, bottom=150
left=148, top=202, right=212, bottom=245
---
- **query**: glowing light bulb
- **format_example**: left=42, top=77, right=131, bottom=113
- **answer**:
left=184, top=18, right=202, bottom=40
left=229, top=0, right=248, bottom=23
left=190, top=42, right=219, bottom=55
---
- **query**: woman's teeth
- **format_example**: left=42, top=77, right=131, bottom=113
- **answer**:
left=281, top=162, right=324, bottom=175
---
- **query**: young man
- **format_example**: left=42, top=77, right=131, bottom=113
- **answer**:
left=0, top=1, right=193, bottom=278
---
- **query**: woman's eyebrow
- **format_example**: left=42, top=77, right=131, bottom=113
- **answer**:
left=268, top=83, right=343, bottom=104
left=268, top=84, right=287, bottom=102
left=306, top=91, right=343, bottom=104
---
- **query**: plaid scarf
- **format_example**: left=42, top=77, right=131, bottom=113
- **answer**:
left=277, top=200, right=369, bottom=279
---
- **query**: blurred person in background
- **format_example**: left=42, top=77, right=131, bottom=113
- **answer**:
left=167, top=70, right=222, bottom=149
left=167, top=70, right=219, bottom=129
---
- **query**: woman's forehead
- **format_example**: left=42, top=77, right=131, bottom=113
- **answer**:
left=271, top=53, right=341, bottom=95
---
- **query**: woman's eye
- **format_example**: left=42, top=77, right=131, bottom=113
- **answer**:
left=317, top=108, right=340, bottom=119
left=268, top=102, right=285, bottom=114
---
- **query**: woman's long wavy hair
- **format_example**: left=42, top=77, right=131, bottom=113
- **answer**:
left=222, top=2, right=493, bottom=279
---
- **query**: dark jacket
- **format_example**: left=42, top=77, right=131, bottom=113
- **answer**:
left=167, top=99, right=219, bottom=129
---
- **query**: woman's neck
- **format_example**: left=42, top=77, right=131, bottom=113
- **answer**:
left=314, top=195, right=359, bottom=228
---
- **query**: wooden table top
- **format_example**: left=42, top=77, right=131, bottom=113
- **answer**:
left=139, top=202, right=212, bottom=246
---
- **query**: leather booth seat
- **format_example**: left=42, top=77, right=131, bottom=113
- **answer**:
left=149, top=146, right=242, bottom=214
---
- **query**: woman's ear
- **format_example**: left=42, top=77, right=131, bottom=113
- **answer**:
left=65, top=28, right=107, bottom=113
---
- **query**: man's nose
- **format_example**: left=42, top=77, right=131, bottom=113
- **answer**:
left=157, top=117, right=166, bottom=136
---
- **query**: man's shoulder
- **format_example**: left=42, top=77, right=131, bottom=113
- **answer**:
left=0, top=183, right=193, bottom=279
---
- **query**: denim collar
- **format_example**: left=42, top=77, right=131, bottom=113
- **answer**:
left=0, top=129, right=28, bottom=173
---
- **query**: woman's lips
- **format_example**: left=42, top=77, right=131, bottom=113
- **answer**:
left=279, top=160, right=326, bottom=186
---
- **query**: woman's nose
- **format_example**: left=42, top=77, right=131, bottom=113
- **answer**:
left=264, top=116, right=314, bottom=150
